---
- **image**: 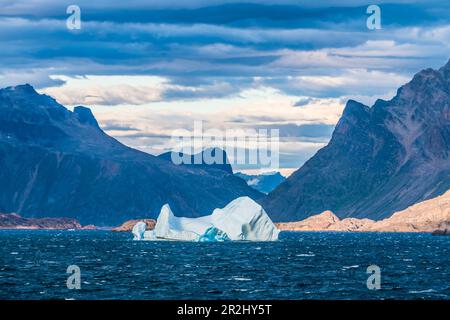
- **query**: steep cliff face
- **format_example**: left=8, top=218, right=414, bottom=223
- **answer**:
left=264, top=59, right=450, bottom=222
left=0, top=85, right=261, bottom=226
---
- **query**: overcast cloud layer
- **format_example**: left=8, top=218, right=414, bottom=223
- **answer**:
left=1, top=0, right=449, bottom=173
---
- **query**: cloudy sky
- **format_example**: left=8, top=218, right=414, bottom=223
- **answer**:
left=1, top=0, right=449, bottom=174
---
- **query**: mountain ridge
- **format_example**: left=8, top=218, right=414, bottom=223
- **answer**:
left=0, top=84, right=262, bottom=226
left=235, top=171, right=286, bottom=194
left=264, top=59, right=450, bottom=222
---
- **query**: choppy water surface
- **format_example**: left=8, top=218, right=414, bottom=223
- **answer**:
left=0, top=230, right=448, bottom=300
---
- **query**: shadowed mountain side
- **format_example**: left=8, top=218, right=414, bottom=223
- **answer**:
left=0, top=84, right=262, bottom=226
left=264, top=59, right=450, bottom=222
left=158, top=148, right=233, bottom=174
left=235, top=172, right=286, bottom=194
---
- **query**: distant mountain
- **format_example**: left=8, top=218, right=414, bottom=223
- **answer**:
left=158, top=148, right=233, bottom=174
left=264, top=59, right=450, bottom=222
left=235, top=172, right=286, bottom=194
left=0, top=84, right=262, bottom=226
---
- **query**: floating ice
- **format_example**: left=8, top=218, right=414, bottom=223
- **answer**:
left=135, top=197, right=279, bottom=242
left=199, top=227, right=231, bottom=242
left=132, top=221, right=146, bottom=240
left=208, top=197, right=279, bottom=241
left=143, top=230, right=157, bottom=240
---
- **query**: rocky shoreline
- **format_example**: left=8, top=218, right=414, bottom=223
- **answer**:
left=0, top=213, right=96, bottom=230
left=112, top=219, right=156, bottom=232
left=276, top=190, right=450, bottom=234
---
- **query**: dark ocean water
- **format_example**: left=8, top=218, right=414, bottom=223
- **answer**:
left=0, top=230, right=448, bottom=300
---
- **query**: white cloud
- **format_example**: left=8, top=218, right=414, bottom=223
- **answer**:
left=5, top=2, right=446, bottom=171
left=42, top=76, right=166, bottom=106
left=79, top=85, right=345, bottom=170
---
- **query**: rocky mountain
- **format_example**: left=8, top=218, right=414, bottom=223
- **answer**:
left=367, top=189, right=450, bottom=232
left=112, top=219, right=156, bottom=232
left=0, top=84, right=262, bottom=226
left=276, top=189, right=450, bottom=233
left=235, top=171, right=286, bottom=194
left=276, top=211, right=375, bottom=232
left=0, top=212, right=82, bottom=230
left=158, top=148, right=233, bottom=174
left=264, top=59, right=450, bottom=222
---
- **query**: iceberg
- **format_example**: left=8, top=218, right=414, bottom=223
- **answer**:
left=132, top=221, right=147, bottom=240
left=207, top=197, right=279, bottom=241
left=132, top=221, right=157, bottom=240
left=199, top=227, right=231, bottom=242
left=135, top=197, right=279, bottom=241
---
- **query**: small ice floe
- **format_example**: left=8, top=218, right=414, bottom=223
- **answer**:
left=408, top=289, right=435, bottom=294
left=234, top=289, right=249, bottom=292
left=342, top=265, right=360, bottom=270
left=296, top=253, right=315, bottom=257
left=229, top=276, right=252, bottom=281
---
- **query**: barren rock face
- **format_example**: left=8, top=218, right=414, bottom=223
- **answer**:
left=276, top=211, right=340, bottom=231
left=331, top=218, right=375, bottom=232
left=276, top=189, right=450, bottom=233
left=0, top=213, right=82, bottom=230
left=112, top=219, right=156, bottom=232
left=276, top=211, right=376, bottom=232
left=265, top=59, right=450, bottom=222
left=363, top=190, right=450, bottom=232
